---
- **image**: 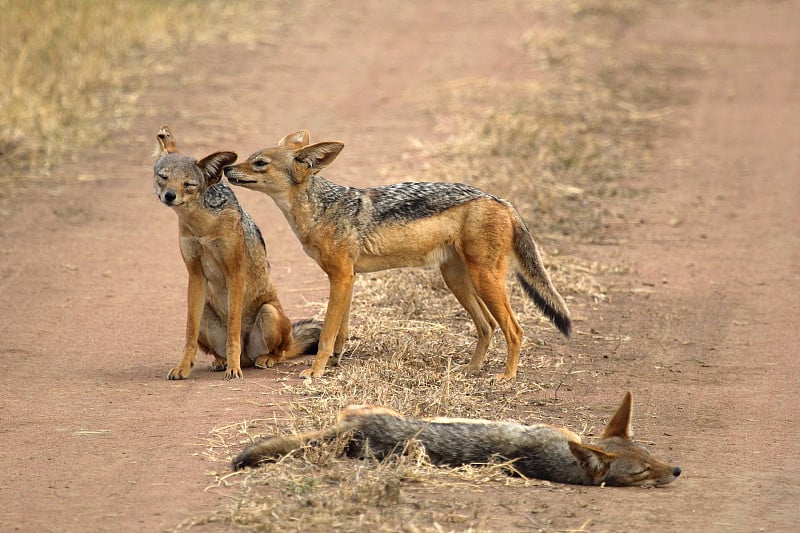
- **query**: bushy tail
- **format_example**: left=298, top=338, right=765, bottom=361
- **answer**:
left=232, top=435, right=308, bottom=470
left=232, top=425, right=337, bottom=470
left=512, top=218, right=572, bottom=338
left=232, top=407, right=378, bottom=470
left=289, top=318, right=322, bottom=356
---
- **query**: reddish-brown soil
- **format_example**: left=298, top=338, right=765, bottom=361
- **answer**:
left=1, top=2, right=797, bottom=531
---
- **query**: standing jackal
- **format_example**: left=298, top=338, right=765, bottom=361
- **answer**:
left=152, top=126, right=320, bottom=379
left=224, top=130, right=570, bottom=380
left=233, top=391, right=682, bottom=487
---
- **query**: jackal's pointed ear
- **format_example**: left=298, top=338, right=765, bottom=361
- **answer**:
left=568, top=441, right=616, bottom=483
left=295, top=142, right=344, bottom=174
left=197, top=151, right=238, bottom=186
left=278, top=130, right=311, bottom=149
left=155, top=125, right=178, bottom=157
left=600, top=391, right=634, bottom=440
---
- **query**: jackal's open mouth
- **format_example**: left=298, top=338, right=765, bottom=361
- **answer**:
left=224, top=173, right=256, bottom=185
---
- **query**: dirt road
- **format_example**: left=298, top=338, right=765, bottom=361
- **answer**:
left=567, top=2, right=800, bottom=529
left=1, top=1, right=797, bottom=531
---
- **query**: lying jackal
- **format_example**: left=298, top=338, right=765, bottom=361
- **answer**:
left=224, top=130, right=570, bottom=380
left=153, top=126, right=320, bottom=379
left=233, top=391, right=681, bottom=487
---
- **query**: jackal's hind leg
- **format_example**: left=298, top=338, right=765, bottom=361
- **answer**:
left=248, top=303, right=292, bottom=369
left=440, top=257, right=497, bottom=375
left=464, top=260, right=523, bottom=381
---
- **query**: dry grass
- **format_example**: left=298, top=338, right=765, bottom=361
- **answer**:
left=0, top=0, right=281, bottom=182
left=179, top=1, right=690, bottom=530
left=423, top=21, right=682, bottom=243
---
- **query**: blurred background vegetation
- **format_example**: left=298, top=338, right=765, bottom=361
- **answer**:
left=0, top=0, right=271, bottom=180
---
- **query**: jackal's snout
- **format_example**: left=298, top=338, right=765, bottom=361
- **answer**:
left=223, top=165, right=239, bottom=179
left=223, top=165, right=253, bottom=185
left=161, top=189, right=178, bottom=205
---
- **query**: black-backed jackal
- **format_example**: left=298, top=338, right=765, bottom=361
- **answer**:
left=224, top=130, right=570, bottom=380
left=233, top=391, right=681, bottom=487
left=153, top=126, right=319, bottom=379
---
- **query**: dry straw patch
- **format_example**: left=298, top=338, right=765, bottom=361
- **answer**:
left=182, top=1, right=687, bottom=531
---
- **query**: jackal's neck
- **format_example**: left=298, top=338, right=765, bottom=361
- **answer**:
left=283, top=174, right=348, bottom=239
left=534, top=447, right=598, bottom=485
left=174, top=204, right=219, bottom=237
left=174, top=196, right=238, bottom=239
left=493, top=428, right=599, bottom=485
left=308, top=174, right=352, bottom=207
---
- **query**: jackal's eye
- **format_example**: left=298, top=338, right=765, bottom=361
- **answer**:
left=156, top=172, right=168, bottom=181
left=184, top=181, right=198, bottom=189
left=252, top=158, right=269, bottom=169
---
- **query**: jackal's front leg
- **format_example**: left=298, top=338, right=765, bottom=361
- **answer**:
left=302, top=270, right=355, bottom=378
left=329, top=282, right=354, bottom=366
left=169, top=269, right=206, bottom=380
left=223, top=270, right=245, bottom=380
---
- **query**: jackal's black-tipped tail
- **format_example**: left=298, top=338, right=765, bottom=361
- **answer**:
left=512, top=220, right=572, bottom=338
left=291, top=318, right=322, bottom=355
left=516, top=274, right=572, bottom=337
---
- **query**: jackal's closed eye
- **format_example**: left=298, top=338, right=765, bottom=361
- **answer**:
left=184, top=182, right=198, bottom=189
left=253, top=158, right=269, bottom=169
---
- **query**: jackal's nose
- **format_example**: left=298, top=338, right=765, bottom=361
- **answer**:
left=673, top=466, right=682, bottom=477
left=164, top=190, right=177, bottom=203
left=223, top=165, right=233, bottom=176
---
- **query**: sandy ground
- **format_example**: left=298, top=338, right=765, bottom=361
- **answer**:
left=1, top=1, right=798, bottom=531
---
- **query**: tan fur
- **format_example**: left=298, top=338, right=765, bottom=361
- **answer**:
left=152, top=126, right=319, bottom=380
left=233, top=391, right=681, bottom=487
left=224, top=130, right=571, bottom=380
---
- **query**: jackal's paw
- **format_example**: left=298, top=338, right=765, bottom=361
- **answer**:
left=299, top=367, right=324, bottom=379
left=328, top=353, right=341, bottom=366
left=224, top=367, right=244, bottom=380
left=167, top=366, right=192, bottom=380
left=452, top=363, right=482, bottom=376
left=254, top=355, right=278, bottom=369
left=493, top=372, right=517, bottom=382
left=211, top=357, right=227, bottom=372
